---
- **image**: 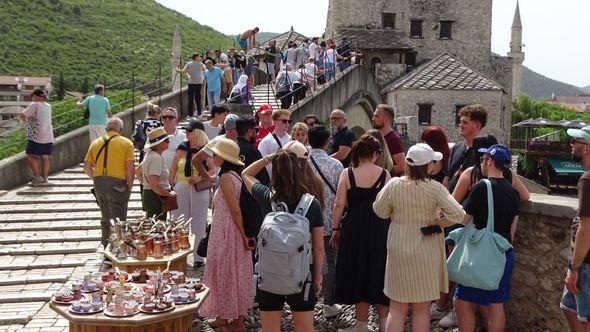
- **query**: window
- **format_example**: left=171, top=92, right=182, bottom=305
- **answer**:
left=455, top=104, right=466, bottom=127
left=410, top=20, right=423, bottom=38
left=418, top=104, right=432, bottom=125
left=382, top=13, right=396, bottom=29
left=439, top=21, right=453, bottom=39
left=405, top=52, right=417, bottom=66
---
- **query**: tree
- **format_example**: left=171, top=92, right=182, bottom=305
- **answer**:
left=56, top=72, right=66, bottom=100
left=81, top=76, right=90, bottom=94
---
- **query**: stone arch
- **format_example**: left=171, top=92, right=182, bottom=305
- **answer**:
left=370, top=56, right=383, bottom=70
left=342, top=90, right=379, bottom=136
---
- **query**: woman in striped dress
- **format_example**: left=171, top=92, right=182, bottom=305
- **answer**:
left=373, top=143, right=466, bottom=332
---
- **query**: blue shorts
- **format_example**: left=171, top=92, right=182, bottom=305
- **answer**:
left=455, top=249, right=515, bottom=306
left=239, top=38, right=247, bottom=48
left=26, top=140, right=53, bottom=155
left=561, top=263, right=590, bottom=322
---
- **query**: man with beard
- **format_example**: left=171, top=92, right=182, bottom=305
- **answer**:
left=562, top=126, right=590, bottom=330
left=372, top=104, right=405, bottom=175
left=327, top=109, right=356, bottom=168
left=236, top=116, right=270, bottom=185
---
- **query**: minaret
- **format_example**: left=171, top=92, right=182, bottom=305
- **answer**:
left=508, top=1, right=524, bottom=101
left=171, top=25, right=181, bottom=92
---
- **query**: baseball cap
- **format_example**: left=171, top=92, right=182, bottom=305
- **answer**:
left=32, top=89, right=46, bottom=98
left=567, top=125, right=590, bottom=144
left=224, top=114, right=240, bottom=130
left=183, top=119, right=205, bottom=132
left=256, top=104, right=273, bottom=116
left=478, top=144, right=512, bottom=165
left=405, top=143, right=443, bottom=166
left=283, top=140, right=309, bottom=159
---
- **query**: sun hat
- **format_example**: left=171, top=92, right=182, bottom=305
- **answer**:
left=478, top=144, right=512, bottom=165
left=206, top=138, right=244, bottom=166
left=567, top=125, right=590, bottom=144
left=145, top=127, right=172, bottom=149
left=283, top=140, right=309, bottom=159
left=405, top=143, right=443, bottom=166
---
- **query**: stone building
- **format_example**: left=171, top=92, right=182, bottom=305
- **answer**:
left=325, top=0, right=524, bottom=144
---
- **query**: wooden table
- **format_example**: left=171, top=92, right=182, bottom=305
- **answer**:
left=50, top=286, right=209, bottom=332
left=104, top=235, right=194, bottom=273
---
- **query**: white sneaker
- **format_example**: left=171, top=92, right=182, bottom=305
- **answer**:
left=323, top=304, right=342, bottom=318
left=337, top=321, right=369, bottom=332
left=439, top=308, right=457, bottom=328
left=430, top=303, right=448, bottom=320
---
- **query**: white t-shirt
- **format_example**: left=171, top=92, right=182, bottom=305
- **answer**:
left=162, top=129, right=186, bottom=170
left=258, top=132, right=291, bottom=177
left=305, top=63, right=317, bottom=78
left=219, top=53, right=231, bottom=72
left=326, top=49, right=337, bottom=64
left=142, top=150, right=170, bottom=191
left=284, top=48, right=298, bottom=68
left=203, top=121, right=221, bottom=140
left=308, top=43, right=318, bottom=59
left=22, top=101, right=54, bottom=144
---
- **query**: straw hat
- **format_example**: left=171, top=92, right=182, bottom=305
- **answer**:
left=145, top=127, right=172, bottom=149
left=206, top=138, right=244, bottom=166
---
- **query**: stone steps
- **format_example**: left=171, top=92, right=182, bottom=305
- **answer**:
left=0, top=259, right=86, bottom=271
left=0, top=212, right=143, bottom=224
left=0, top=244, right=99, bottom=256
left=0, top=196, right=142, bottom=205
left=17, top=188, right=141, bottom=195
left=0, top=221, right=101, bottom=232
left=0, top=231, right=102, bottom=245
left=0, top=275, right=69, bottom=287
left=0, top=203, right=143, bottom=214
left=0, top=293, right=53, bottom=304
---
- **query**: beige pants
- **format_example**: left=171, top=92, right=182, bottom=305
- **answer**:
left=89, top=124, right=106, bottom=143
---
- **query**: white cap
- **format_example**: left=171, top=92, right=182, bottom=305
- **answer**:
left=283, top=140, right=309, bottom=159
left=405, top=143, right=443, bottom=166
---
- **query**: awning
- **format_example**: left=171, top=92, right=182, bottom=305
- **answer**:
left=548, top=157, right=585, bottom=174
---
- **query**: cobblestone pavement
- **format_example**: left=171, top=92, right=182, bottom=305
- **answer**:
left=0, top=162, right=462, bottom=332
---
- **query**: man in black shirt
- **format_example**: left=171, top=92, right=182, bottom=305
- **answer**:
left=446, top=104, right=488, bottom=193
left=327, top=109, right=356, bottom=168
left=457, top=144, right=519, bottom=332
left=236, top=116, right=270, bottom=185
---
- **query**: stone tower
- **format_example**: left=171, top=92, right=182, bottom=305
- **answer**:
left=508, top=1, right=524, bottom=101
left=171, top=25, right=181, bottom=92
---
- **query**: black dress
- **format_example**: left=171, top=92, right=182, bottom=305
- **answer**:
left=334, top=168, right=390, bottom=306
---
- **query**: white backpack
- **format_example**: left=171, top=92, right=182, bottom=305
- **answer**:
left=254, top=194, right=314, bottom=296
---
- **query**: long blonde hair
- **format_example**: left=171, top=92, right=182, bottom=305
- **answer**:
left=366, top=129, right=394, bottom=173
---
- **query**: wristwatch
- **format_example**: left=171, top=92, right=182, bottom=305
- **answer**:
left=568, top=260, right=580, bottom=272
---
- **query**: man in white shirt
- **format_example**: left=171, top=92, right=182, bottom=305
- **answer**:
left=19, top=89, right=54, bottom=186
left=203, top=104, right=228, bottom=140
left=160, top=107, right=186, bottom=170
left=258, top=109, right=292, bottom=176
left=308, top=37, right=319, bottom=60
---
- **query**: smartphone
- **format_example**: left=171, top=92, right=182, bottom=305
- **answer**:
left=421, top=225, right=442, bottom=236
left=248, top=239, right=256, bottom=248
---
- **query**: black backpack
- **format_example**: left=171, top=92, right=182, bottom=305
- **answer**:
left=230, top=173, right=264, bottom=238
left=132, top=120, right=147, bottom=150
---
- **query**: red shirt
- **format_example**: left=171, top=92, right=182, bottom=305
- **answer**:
left=255, top=123, right=275, bottom=148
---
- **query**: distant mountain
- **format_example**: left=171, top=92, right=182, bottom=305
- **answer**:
left=521, top=66, right=584, bottom=100
left=581, top=85, right=590, bottom=94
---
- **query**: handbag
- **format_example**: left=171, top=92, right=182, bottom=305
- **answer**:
left=159, top=194, right=178, bottom=212
left=196, top=224, right=211, bottom=257
left=193, top=178, right=213, bottom=191
left=445, top=179, right=512, bottom=290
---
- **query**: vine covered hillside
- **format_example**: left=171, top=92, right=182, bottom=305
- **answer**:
left=0, top=0, right=233, bottom=90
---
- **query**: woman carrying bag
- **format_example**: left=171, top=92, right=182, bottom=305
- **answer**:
left=139, top=127, right=176, bottom=220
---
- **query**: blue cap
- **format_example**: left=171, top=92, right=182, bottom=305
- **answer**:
left=567, top=125, right=590, bottom=144
left=478, top=144, right=511, bottom=165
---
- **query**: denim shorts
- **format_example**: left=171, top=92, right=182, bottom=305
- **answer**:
left=455, top=249, right=515, bottom=306
left=561, top=263, right=590, bottom=322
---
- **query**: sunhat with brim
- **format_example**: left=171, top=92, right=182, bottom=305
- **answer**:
left=568, top=125, right=590, bottom=144
left=145, top=127, right=172, bottom=149
left=207, top=138, right=245, bottom=166
left=406, top=143, right=443, bottom=166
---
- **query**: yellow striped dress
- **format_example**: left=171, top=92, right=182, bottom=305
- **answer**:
left=373, top=177, right=465, bottom=303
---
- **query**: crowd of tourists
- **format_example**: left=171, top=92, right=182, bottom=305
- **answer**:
left=16, top=30, right=590, bottom=331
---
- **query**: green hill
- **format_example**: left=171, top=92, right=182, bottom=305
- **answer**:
left=0, top=0, right=233, bottom=91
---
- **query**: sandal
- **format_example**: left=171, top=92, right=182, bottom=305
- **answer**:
left=209, top=318, right=229, bottom=329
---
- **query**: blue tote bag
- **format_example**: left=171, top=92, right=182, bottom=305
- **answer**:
left=446, top=179, right=512, bottom=290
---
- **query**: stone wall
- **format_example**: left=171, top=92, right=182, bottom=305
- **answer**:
left=508, top=194, right=577, bottom=331
left=375, top=63, right=407, bottom=87
left=0, top=87, right=188, bottom=190
left=386, top=89, right=508, bottom=144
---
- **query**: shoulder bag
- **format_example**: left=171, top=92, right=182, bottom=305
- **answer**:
left=446, top=179, right=513, bottom=290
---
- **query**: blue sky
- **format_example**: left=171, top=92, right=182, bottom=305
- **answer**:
left=156, top=0, right=589, bottom=88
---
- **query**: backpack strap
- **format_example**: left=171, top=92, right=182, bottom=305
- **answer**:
left=271, top=133, right=283, bottom=148
left=309, top=155, right=336, bottom=195
left=294, top=193, right=315, bottom=217
left=482, top=179, right=495, bottom=232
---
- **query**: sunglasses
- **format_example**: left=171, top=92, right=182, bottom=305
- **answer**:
left=277, top=119, right=292, bottom=124
left=162, top=115, right=176, bottom=120
left=571, top=139, right=589, bottom=146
